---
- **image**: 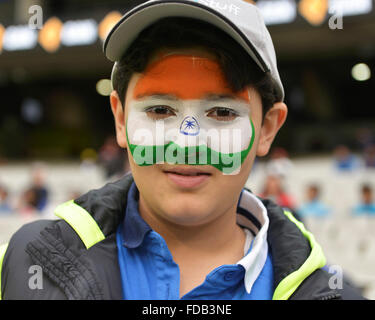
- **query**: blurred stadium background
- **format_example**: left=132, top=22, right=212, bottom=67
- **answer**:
left=0, top=0, right=375, bottom=299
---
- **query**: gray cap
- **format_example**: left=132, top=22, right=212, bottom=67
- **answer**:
left=104, top=0, right=284, bottom=100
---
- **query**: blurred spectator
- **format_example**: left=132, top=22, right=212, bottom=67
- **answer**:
left=17, top=163, right=49, bottom=215
left=355, top=127, right=374, bottom=150
left=364, top=144, right=375, bottom=169
left=266, top=147, right=294, bottom=178
left=352, top=184, right=375, bottom=216
left=67, top=190, right=82, bottom=201
left=29, top=164, right=49, bottom=211
left=17, top=188, right=39, bottom=217
left=333, top=145, right=361, bottom=172
left=98, top=136, right=129, bottom=179
left=0, top=184, right=12, bottom=214
left=259, top=174, right=296, bottom=211
left=298, top=184, right=331, bottom=218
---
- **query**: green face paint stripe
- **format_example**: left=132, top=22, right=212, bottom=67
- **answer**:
left=0, top=243, right=9, bottom=300
left=248, top=117, right=255, bottom=156
left=55, top=200, right=105, bottom=250
left=272, top=210, right=327, bottom=300
left=129, top=143, right=247, bottom=172
left=127, top=118, right=255, bottom=173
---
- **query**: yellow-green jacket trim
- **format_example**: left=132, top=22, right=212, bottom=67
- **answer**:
left=0, top=243, right=9, bottom=300
left=272, top=210, right=326, bottom=300
left=55, top=200, right=105, bottom=250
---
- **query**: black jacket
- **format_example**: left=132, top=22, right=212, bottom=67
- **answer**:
left=0, top=174, right=365, bottom=300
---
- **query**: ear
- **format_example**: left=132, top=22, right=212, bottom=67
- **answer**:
left=256, top=102, right=288, bottom=157
left=110, top=90, right=128, bottom=149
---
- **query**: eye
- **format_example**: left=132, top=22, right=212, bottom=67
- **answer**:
left=206, top=107, right=239, bottom=122
left=145, top=105, right=177, bottom=120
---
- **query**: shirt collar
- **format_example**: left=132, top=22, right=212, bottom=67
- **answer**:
left=236, top=189, right=269, bottom=294
left=121, top=183, right=269, bottom=294
left=122, top=183, right=152, bottom=248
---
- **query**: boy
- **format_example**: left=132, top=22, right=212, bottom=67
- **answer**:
left=0, top=0, right=364, bottom=300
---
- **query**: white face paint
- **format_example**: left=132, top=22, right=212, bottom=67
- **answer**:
left=128, top=94, right=252, bottom=147
left=126, top=95, right=255, bottom=174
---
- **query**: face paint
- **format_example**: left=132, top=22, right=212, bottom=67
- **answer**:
left=126, top=54, right=255, bottom=174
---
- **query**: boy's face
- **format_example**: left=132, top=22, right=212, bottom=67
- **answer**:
left=111, top=47, right=287, bottom=226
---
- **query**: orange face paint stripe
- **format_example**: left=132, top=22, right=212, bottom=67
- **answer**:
left=132, top=54, right=250, bottom=102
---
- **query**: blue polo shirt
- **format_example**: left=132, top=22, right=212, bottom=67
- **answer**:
left=116, top=183, right=274, bottom=300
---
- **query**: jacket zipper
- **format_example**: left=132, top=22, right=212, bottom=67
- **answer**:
left=318, top=292, right=341, bottom=300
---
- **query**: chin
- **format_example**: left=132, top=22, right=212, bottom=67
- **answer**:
left=161, top=197, right=215, bottom=227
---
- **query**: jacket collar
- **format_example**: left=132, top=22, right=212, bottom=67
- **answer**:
left=121, top=182, right=151, bottom=249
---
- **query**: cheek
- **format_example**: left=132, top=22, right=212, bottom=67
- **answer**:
left=238, top=145, right=257, bottom=180
left=231, top=120, right=261, bottom=179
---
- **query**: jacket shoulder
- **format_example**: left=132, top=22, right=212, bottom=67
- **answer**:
left=2, top=215, right=122, bottom=300
left=2, top=175, right=133, bottom=300
left=2, top=219, right=67, bottom=299
left=291, top=268, right=367, bottom=300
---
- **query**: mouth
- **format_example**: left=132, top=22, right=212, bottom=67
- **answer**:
left=164, top=167, right=211, bottom=176
left=163, top=166, right=212, bottom=188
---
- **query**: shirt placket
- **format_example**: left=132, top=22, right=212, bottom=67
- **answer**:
left=147, top=231, right=180, bottom=300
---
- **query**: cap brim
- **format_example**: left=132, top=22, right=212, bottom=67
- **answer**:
left=103, top=0, right=269, bottom=74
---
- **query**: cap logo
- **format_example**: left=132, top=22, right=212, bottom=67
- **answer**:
left=191, top=0, right=241, bottom=16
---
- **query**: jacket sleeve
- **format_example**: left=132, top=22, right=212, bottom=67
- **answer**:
left=1, top=220, right=67, bottom=300
left=0, top=243, right=8, bottom=300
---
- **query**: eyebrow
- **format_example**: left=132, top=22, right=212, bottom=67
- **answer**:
left=134, top=92, right=249, bottom=102
left=202, top=93, right=248, bottom=102
left=134, top=93, right=179, bottom=100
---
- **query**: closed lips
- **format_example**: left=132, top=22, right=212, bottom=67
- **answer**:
left=163, top=169, right=211, bottom=176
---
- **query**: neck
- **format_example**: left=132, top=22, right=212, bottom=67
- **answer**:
left=138, top=195, right=246, bottom=263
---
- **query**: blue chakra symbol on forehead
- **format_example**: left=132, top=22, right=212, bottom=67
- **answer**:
left=180, top=116, right=200, bottom=136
